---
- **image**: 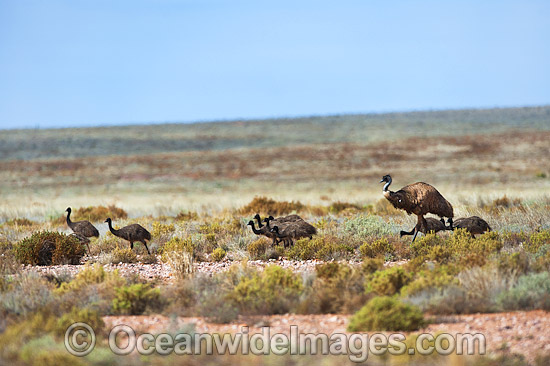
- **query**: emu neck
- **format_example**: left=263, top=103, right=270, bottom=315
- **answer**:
left=383, top=180, right=391, bottom=192
left=249, top=222, right=261, bottom=235
left=255, top=216, right=263, bottom=228
left=66, top=211, right=72, bottom=225
left=107, top=221, right=119, bottom=236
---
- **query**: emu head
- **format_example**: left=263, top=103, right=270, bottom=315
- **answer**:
left=379, top=175, right=392, bottom=184
left=253, top=213, right=261, bottom=220
left=247, top=220, right=254, bottom=226
left=270, top=226, right=279, bottom=233
left=263, top=217, right=271, bottom=223
left=65, top=207, right=71, bottom=213
left=104, top=218, right=112, bottom=224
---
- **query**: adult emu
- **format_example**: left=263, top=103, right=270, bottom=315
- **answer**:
left=66, top=207, right=99, bottom=252
left=380, top=174, right=454, bottom=242
left=105, top=218, right=151, bottom=254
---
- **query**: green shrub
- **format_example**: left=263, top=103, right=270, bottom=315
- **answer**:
left=410, top=233, right=445, bottom=258
left=498, top=252, right=531, bottom=275
left=446, top=229, right=503, bottom=268
left=112, top=283, right=161, bottom=315
left=343, top=215, right=393, bottom=239
left=54, top=307, right=105, bottom=337
left=0, top=273, right=54, bottom=316
left=497, top=272, right=550, bottom=311
left=228, top=265, right=303, bottom=315
left=161, top=237, right=195, bottom=260
left=287, top=236, right=353, bottom=260
left=110, top=247, right=137, bottom=264
left=161, top=237, right=195, bottom=278
left=305, top=263, right=371, bottom=314
left=14, top=231, right=85, bottom=265
left=526, top=230, right=550, bottom=254
left=347, top=296, right=426, bottom=331
left=359, top=238, right=394, bottom=258
left=401, top=264, right=459, bottom=297
left=366, top=266, right=413, bottom=296
left=362, top=257, right=385, bottom=274
left=247, top=237, right=269, bottom=260
left=211, top=247, right=226, bottom=262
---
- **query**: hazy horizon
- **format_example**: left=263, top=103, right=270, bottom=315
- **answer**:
left=1, top=0, right=549, bottom=130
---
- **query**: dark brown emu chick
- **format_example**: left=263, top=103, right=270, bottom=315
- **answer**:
left=400, top=217, right=447, bottom=238
left=105, top=218, right=151, bottom=254
left=66, top=207, right=99, bottom=252
left=447, top=216, right=491, bottom=238
left=380, top=174, right=454, bottom=242
left=247, top=218, right=279, bottom=246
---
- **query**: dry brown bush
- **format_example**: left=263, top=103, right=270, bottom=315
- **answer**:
left=239, top=196, right=304, bottom=216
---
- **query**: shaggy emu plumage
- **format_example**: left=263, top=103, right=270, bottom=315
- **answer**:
left=269, top=219, right=317, bottom=248
left=66, top=207, right=99, bottom=252
left=400, top=217, right=447, bottom=238
left=380, top=174, right=454, bottom=242
left=105, top=218, right=151, bottom=254
left=448, top=216, right=491, bottom=238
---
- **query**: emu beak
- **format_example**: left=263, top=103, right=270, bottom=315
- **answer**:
left=379, top=179, right=384, bottom=183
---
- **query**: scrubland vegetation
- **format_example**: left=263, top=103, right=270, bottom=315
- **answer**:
left=1, top=107, right=550, bottom=365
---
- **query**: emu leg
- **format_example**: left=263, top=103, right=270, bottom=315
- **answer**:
left=447, top=217, right=453, bottom=230
left=143, top=241, right=151, bottom=255
left=130, top=242, right=134, bottom=250
left=86, top=243, right=91, bottom=253
left=411, top=228, right=419, bottom=242
left=400, top=227, right=415, bottom=237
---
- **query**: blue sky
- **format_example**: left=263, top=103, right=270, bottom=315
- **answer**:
left=0, top=0, right=549, bottom=129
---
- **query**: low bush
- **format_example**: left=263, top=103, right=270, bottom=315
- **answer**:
left=304, top=263, right=371, bottom=314
left=239, top=196, right=305, bottom=216
left=347, top=296, right=426, bottom=331
left=497, top=272, right=550, bottom=311
left=14, top=231, right=85, bottom=265
left=287, top=236, right=353, bottom=260
left=54, top=307, right=105, bottom=337
left=401, top=263, right=459, bottom=297
left=410, top=233, right=445, bottom=258
left=343, top=215, right=393, bottom=241
left=211, top=247, right=226, bottom=262
left=359, top=238, right=394, bottom=258
left=110, top=247, right=137, bottom=264
left=247, top=237, right=270, bottom=260
left=366, top=266, right=413, bottom=296
left=227, top=265, right=303, bottom=315
left=525, top=230, right=550, bottom=254
left=151, top=222, right=175, bottom=244
left=162, top=237, right=195, bottom=278
left=112, top=283, right=162, bottom=315
left=498, top=252, right=531, bottom=276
